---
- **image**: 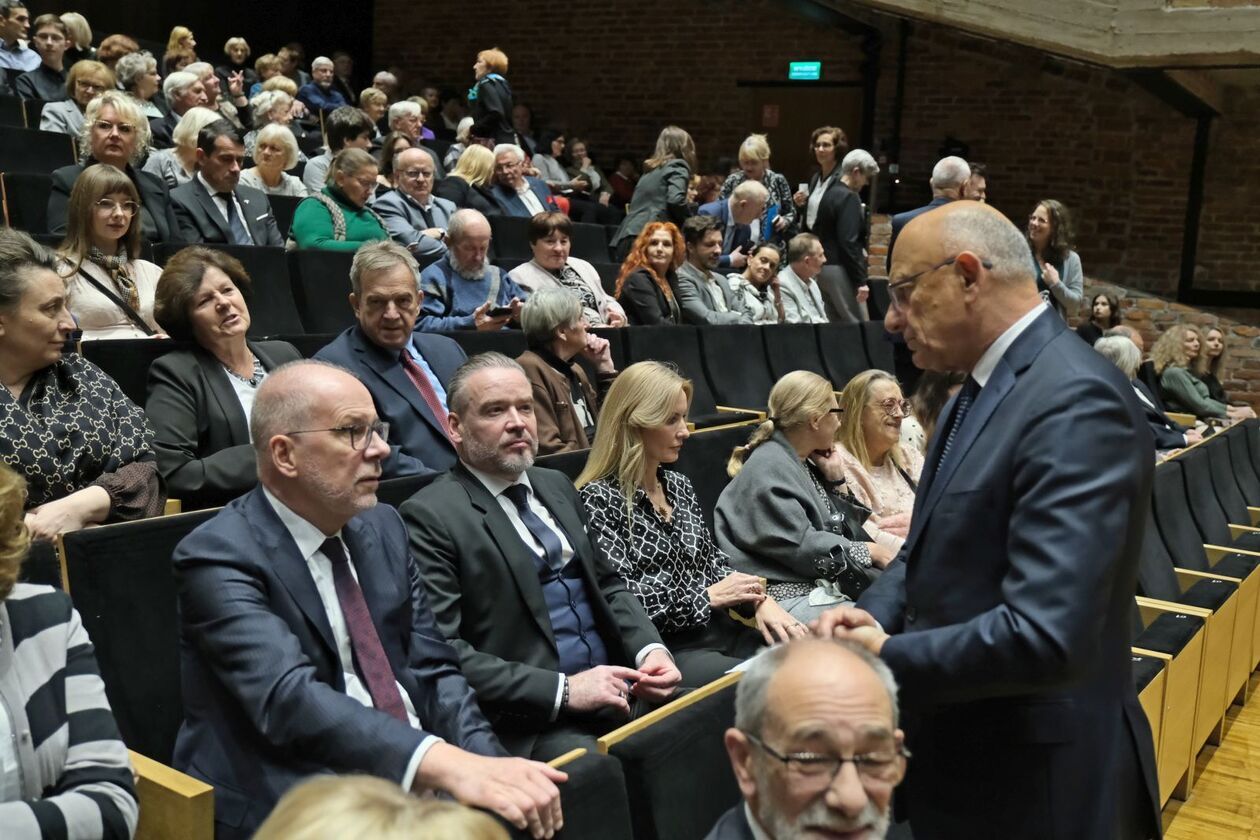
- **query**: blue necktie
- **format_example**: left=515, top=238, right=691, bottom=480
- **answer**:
left=218, top=192, right=251, bottom=245
left=501, top=483, right=564, bottom=573
left=936, top=376, right=980, bottom=474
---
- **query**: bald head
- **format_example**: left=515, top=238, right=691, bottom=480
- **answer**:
left=251, top=361, right=362, bottom=461
left=393, top=147, right=436, bottom=201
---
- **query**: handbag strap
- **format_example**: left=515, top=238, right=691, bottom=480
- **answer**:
left=75, top=267, right=155, bottom=336
left=895, top=463, right=918, bottom=492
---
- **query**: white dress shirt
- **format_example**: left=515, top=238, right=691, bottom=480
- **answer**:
left=778, top=265, right=828, bottom=324
left=0, top=676, right=19, bottom=803
left=970, top=302, right=1047, bottom=388
left=261, top=488, right=438, bottom=791
left=806, top=173, right=836, bottom=230
left=517, top=183, right=546, bottom=216
left=196, top=173, right=254, bottom=244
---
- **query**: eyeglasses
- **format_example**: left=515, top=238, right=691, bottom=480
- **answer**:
left=94, top=120, right=135, bottom=136
left=94, top=198, right=139, bottom=217
left=743, top=732, right=909, bottom=786
left=887, top=255, right=992, bottom=313
left=871, top=398, right=911, bottom=417
left=75, top=79, right=107, bottom=93
left=399, top=168, right=433, bottom=180
left=287, top=421, right=390, bottom=451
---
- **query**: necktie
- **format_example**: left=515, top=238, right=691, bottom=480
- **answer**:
left=501, top=483, right=565, bottom=574
left=415, top=201, right=434, bottom=229
left=319, top=537, right=409, bottom=722
left=399, top=351, right=452, bottom=442
left=218, top=192, right=251, bottom=245
left=935, top=376, right=980, bottom=474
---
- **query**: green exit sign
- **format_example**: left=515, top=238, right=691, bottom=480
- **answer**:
left=788, top=61, right=822, bottom=81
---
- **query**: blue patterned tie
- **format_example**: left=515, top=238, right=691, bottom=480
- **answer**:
left=936, top=376, right=980, bottom=474
left=501, top=483, right=564, bottom=573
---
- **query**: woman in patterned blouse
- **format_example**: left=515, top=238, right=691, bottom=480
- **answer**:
left=576, top=362, right=803, bottom=687
left=0, top=229, right=163, bottom=542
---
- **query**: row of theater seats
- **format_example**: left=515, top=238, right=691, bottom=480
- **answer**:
left=0, top=92, right=53, bottom=130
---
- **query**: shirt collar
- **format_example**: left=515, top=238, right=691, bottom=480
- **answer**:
left=780, top=265, right=810, bottom=287
left=261, top=486, right=343, bottom=562
left=969, top=302, right=1046, bottom=388
left=197, top=171, right=228, bottom=197
left=743, top=802, right=773, bottom=840
left=401, top=190, right=432, bottom=211
left=464, top=462, right=534, bottom=501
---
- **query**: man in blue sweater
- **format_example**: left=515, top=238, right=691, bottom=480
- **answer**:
left=418, top=209, right=528, bottom=331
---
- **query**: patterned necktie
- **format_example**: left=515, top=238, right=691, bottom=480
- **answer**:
left=319, top=538, right=409, bottom=722
left=501, top=483, right=565, bottom=573
left=399, top=351, right=452, bottom=442
left=936, top=376, right=980, bottom=475
left=217, top=192, right=252, bottom=245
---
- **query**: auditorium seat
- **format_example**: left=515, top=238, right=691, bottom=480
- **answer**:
left=0, top=126, right=76, bottom=173
left=267, top=193, right=301, bottom=239
left=80, top=337, right=187, bottom=407
left=816, top=322, right=872, bottom=390
left=762, top=323, right=829, bottom=383
left=0, top=93, right=23, bottom=127
left=488, top=215, right=532, bottom=260
left=20, top=98, right=47, bottom=130
left=376, top=473, right=438, bottom=509
left=867, top=279, right=889, bottom=320
left=288, top=248, right=356, bottom=334
left=443, top=329, right=527, bottom=359
left=569, top=222, right=610, bottom=263
left=591, top=326, right=627, bottom=371
left=597, top=673, right=742, bottom=840
left=590, top=262, right=620, bottom=297
left=1225, top=424, right=1260, bottom=506
left=622, top=325, right=760, bottom=430
left=699, top=324, right=775, bottom=411
left=272, top=332, right=338, bottom=358
left=128, top=750, right=213, bottom=840
left=860, top=321, right=896, bottom=374
left=1, top=170, right=51, bottom=233
left=493, top=257, right=524, bottom=275
left=1175, top=446, right=1260, bottom=556
left=19, top=538, right=60, bottom=588
left=535, top=448, right=589, bottom=482
left=1131, top=651, right=1165, bottom=785
left=669, top=423, right=755, bottom=530
left=155, top=243, right=305, bottom=337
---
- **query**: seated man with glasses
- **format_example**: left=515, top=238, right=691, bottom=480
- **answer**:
left=375, top=147, right=458, bottom=265
left=709, top=637, right=907, bottom=839
left=172, top=359, right=567, bottom=840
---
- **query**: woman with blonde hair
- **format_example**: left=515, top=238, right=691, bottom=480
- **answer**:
left=1153, top=324, right=1251, bottom=422
left=714, top=371, right=888, bottom=621
left=239, top=123, right=308, bottom=197
left=833, top=370, right=924, bottom=554
left=253, top=775, right=507, bottom=840
left=718, top=133, right=796, bottom=240
left=166, top=26, right=197, bottom=58
left=1195, top=325, right=1257, bottom=418
left=434, top=142, right=499, bottom=215
left=577, top=362, right=802, bottom=683
left=142, top=106, right=223, bottom=189
left=59, top=12, right=95, bottom=66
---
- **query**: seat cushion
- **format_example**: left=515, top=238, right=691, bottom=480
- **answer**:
left=1178, top=577, right=1237, bottom=611
left=1212, top=553, right=1260, bottom=580
left=1136, top=612, right=1205, bottom=654
left=1231, top=530, right=1260, bottom=553
left=1131, top=654, right=1163, bottom=693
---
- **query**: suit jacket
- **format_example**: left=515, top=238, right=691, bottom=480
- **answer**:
left=697, top=199, right=753, bottom=271
left=806, top=175, right=867, bottom=287
left=145, top=340, right=300, bottom=510
left=516, top=349, right=601, bottom=454
left=148, top=110, right=178, bottom=149
left=49, top=160, right=183, bottom=243
left=432, top=175, right=498, bottom=216
left=488, top=175, right=559, bottom=218
left=315, top=326, right=464, bottom=474
left=169, top=178, right=284, bottom=246
left=373, top=189, right=457, bottom=262
left=856, top=309, right=1161, bottom=838
left=399, top=465, right=664, bottom=755
left=887, top=195, right=952, bottom=272
left=1133, top=379, right=1189, bottom=450
left=172, top=489, right=505, bottom=838
left=702, top=805, right=756, bottom=840
left=611, top=159, right=691, bottom=250
left=673, top=261, right=751, bottom=325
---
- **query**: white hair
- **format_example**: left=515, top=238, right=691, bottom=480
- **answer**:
left=456, top=116, right=474, bottom=144
left=930, top=156, right=971, bottom=191
left=254, top=123, right=300, bottom=170
left=493, top=143, right=526, bottom=163
left=448, top=208, right=490, bottom=242
left=183, top=61, right=214, bottom=80
left=1094, top=336, right=1141, bottom=378
left=311, top=56, right=333, bottom=70
left=163, top=70, right=200, bottom=100
left=731, top=179, right=769, bottom=204
left=388, top=100, right=420, bottom=123
left=249, top=90, right=293, bottom=127
left=373, top=71, right=398, bottom=86
left=842, top=148, right=879, bottom=178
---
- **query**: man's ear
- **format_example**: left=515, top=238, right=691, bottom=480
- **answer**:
left=270, top=435, right=299, bottom=479
left=953, top=251, right=986, bottom=290
left=348, top=292, right=359, bottom=318
left=447, top=410, right=464, bottom=446
left=725, top=728, right=759, bottom=801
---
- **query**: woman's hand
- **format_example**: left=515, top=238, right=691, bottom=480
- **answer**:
left=707, top=572, right=766, bottom=609
left=754, top=597, right=810, bottom=644
left=793, top=189, right=807, bottom=207
left=228, top=71, right=245, bottom=98
left=581, top=334, right=615, bottom=374
left=1228, top=405, right=1256, bottom=421
left=868, top=542, right=896, bottom=569
left=23, top=486, right=111, bottom=541
left=871, top=511, right=911, bottom=538
left=773, top=215, right=788, bottom=232
left=1041, top=262, right=1060, bottom=287
left=604, top=308, right=627, bottom=328
left=809, top=447, right=846, bottom=483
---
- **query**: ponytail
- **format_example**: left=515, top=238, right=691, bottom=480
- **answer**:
left=727, top=419, right=776, bottom=477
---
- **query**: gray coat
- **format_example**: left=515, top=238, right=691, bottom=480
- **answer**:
left=714, top=431, right=863, bottom=584
left=611, top=159, right=690, bottom=250
left=673, top=261, right=752, bottom=325
left=374, top=188, right=457, bottom=262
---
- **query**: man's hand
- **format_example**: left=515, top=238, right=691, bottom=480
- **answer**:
left=572, top=177, right=591, bottom=192
left=1184, top=429, right=1204, bottom=445
left=868, top=542, right=895, bottom=569
left=811, top=605, right=880, bottom=639
left=728, top=250, right=748, bottom=269
left=632, top=649, right=681, bottom=702
left=598, top=193, right=611, bottom=207
left=417, top=744, right=566, bottom=839
left=228, top=71, right=244, bottom=97
left=754, top=597, right=810, bottom=644
left=856, top=285, right=870, bottom=304
left=567, top=665, right=645, bottom=715
left=706, top=572, right=765, bottom=609
left=581, top=334, right=615, bottom=374
left=472, top=302, right=512, bottom=332
left=833, top=623, right=890, bottom=656
left=421, top=227, right=445, bottom=240
left=509, top=297, right=525, bottom=320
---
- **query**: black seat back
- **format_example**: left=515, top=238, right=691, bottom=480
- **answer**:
left=1178, top=447, right=1233, bottom=548
left=488, top=215, right=532, bottom=260
left=591, top=326, right=627, bottom=371
left=1150, top=460, right=1210, bottom=571
left=1206, top=436, right=1251, bottom=526
left=698, top=324, right=774, bottom=410
left=535, top=449, right=589, bottom=482
left=272, top=332, right=338, bottom=358
left=1137, top=361, right=1165, bottom=412
left=867, top=279, right=889, bottom=320
left=21, top=98, right=47, bottom=128
left=569, top=222, right=610, bottom=262
left=376, top=474, right=438, bottom=509
left=444, top=329, right=527, bottom=359
left=816, top=322, right=872, bottom=389
left=288, top=249, right=356, bottom=334
left=0, top=126, right=75, bottom=173
left=20, top=539, right=61, bottom=588
left=861, top=321, right=896, bottom=373
left=669, top=424, right=752, bottom=529
left=2, top=171, right=52, bottom=233
left=63, top=509, right=219, bottom=763
left=762, top=323, right=828, bottom=382
left=1138, top=502, right=1192, bottom=600
left=590, top=262, right=620, bottom=296
left=79, top=338, right=187, bottom=406
left=623, top=325, right=722, bottom=421
left=0, top=93, right=23, bottom=127
left=267, top=194, right=302, bottom=238
left=1226, top=425, right=1260, bottom=505
left=157, top=243, right=305, bottom=336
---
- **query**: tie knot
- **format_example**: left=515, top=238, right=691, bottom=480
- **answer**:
left=217, top=192, right=233, bottom=201
left=320, top=537, right=348, bottom=567
left=501, top=483, right=530, bottom=511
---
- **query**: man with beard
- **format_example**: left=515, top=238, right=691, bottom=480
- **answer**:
left=400, top=353, right=682, bottom=760
left=171, top=360, right=566, bottom=840
left=708, top=639, right=906, bottom=839
left=674, top=214, right=754, bottom=325
left=418, top=208, right=528, bottom=331
left=726, top=244, right=784, bottom=324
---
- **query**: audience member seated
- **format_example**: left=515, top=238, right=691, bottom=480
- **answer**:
left=709, top=639, right=906, bottom=840
left=147, top=248, right=301, bottom=510
left=290, top=148, right=387, bottom=250
left=171, top=360, right=565, bottom=839
left=717, top=133, right=796, bottom=243
left=608, top=155, right=638, bottom=209
left=797, top=147, right=878, bottom=324
left=303, top=105, right=375, bottom=194
left=0, top=229, right=163, bottom=541
left=611, top=126, right=696, bottom=261
left=577, top=362, right=805, bottom=683
left=216, top=37, right=257, bottom=97
left=171, top=120, right=284, bottom=246
left=329, top=52, right=356, bottom=105
left=468, top=46, right=519, bottom=148
left=58, top=12, right=94, bottom=67
left=371, top=70, right=398, bottom=100
left=0, top=462, right=140, bottom=838
left=166, top=25, right=196, bottom=62
left=95, top=33, right=139, bottom=72
left=14, top=13, right=67, bottom=101
left=1153, top=323, right=1250, bottom=423
left=375, top=147, right=458, bottom=262
left=0, top=1, right=38, bottom=73
left=277, top=43, right=308, bottom=87
left=315, top=241, right=464, bottom=474
left=253, top=775, right=510, bottom=840
left=614, top=221, right=684, bottom=325
left=360, top=87, right=388, bottom=139
left=1095, top=335, right=1200, bottom=452
left=1196, top=324, right=1257, bottom=419
left=1027, top=199, right=1084, bottom=321
left=509, top=211, right=627, bottom=327
left=296, top=55, right=347, bottom=113
left=57, top=164, right=163, bottom=339
left=726, top=243, right=783, bottom=324
left=400, top=352, right=682, bottom=759
left=715, top=371, right=886, bottom=622
left=39, top=59, right=111, bottom=136
left=564, top=136, right=621, bottom=222
left=140, top=105, right=221, bottom=190
left=489, top=144, right=559, bottom=218
left=532, top=130, right=602, bottom=224
left=516, top=288, right=615, bottom=455
left=387, top=100, right=444, bottom=176
left=698, top=179, right=768, bottom=272
left=412, top=95, right=437, bottom=142
left=185, top=61, right=247, bottom=131
left=376, top=130, right=412, bottom=190
left=833, top=371, right=923, bottom=554
left=114, top=50, right=162, bottom=118
left=161, top=47, right=194, bottom=78
left=1076, top=291, right=1120, bottom=346
left=903, top=370, right=965, bottom=454
left=50, top=91, right=183, bottom=244
left=418, top=209, right=527, bottom=331
left=249, top=52, right=281, bottom=97
left=674, top=215, right=753, bottom=325
left=239, top=123, right=308, bottom=197
left=148, top=69, right=208, bottom=148
left=243, top=89, right=306, bottom=162
left=777, top=233, right=830, bottom=324
left=434, top=143, right=498, bottom=216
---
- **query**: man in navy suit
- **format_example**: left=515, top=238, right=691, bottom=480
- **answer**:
left=885, top=156, right=969, bottom=274
left=698, top=179, right=768, bottom=270
left=316, top=241, right=466, bottom=474
left=172, top=360, right=565, bottom=840
left=818, top=201, right=1161, bottom=840
left=490, top=144, right=559, bottom=218
left=1095, top=333, right=1201, bottom=451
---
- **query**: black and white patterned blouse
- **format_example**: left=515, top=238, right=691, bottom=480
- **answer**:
left=579, top=468, right=732, bottom=636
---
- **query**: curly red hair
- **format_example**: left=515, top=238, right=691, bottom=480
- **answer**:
left=615, top=222, right=684, bottom=302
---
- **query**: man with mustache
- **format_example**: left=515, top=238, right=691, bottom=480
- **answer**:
left=709, top=638, right=907, bottom=839
left=418, top=208, right=528, bottom=331
left=401, top=352, right=682, bottom=761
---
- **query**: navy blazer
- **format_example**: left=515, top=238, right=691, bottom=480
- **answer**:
left=488, top=175, right=559, bottom=218
left=315, top=326, right=465, bottom=474
left=887, top=196, right=952, bottom=272
left=857, top=309, right=1161, bottom=839
left=698, top=199, right=754, bottom=271
left=172, top=489, right=505, bottom=839
left=1134, top=378, right=1189, bottom=450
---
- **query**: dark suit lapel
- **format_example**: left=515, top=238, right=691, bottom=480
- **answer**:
left=195, top=348, right=250, bottom=443
left=191, top=180, right=230, bottom=240
left=238, top=190, right=269, bottom=243
left=353, top=329, right=448, bottom=440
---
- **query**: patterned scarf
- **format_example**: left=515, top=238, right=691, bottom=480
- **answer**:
left=86, top=245, right=139, bottom=312
left=549, top=264, right=600, bottom=319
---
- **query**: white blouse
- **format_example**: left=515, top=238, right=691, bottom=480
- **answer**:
left=63, top=258, right=163, bottom=340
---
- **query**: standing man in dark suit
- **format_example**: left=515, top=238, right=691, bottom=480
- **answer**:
left=400, top=353, right=682, bottom=760
left=885, top=156, right=969, bottom=274
left=818, top=201, right=1161, bottom=840
left=316, top=241, right=465, bottom=475
left=490, top=144, right=559, bottom=218
left=169, top=120, right=284, bottom=247
left=172, top=360, right=566, bottom=840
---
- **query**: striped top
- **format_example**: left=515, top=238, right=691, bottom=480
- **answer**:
left=0, top=584, right=137, bottom=839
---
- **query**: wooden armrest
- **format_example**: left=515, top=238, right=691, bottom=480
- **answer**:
left=1131, top=646, right=1173, bottom=661
left=597, top=671, right=742, bottom=754
left=1136, top=595, right=1211, bottom=620
left=715, top=406, right=767, bottom=421
left=163, top=499, right=183, bottom=516
left=547, top=748, right=587, bottom=769
left=1175, top=567, right=1239, bottom=589
left=1205, top=542, right=1260, bottom=561
left=1167, top=412, right=1197, bottom=426
left=1247, top=506, right=1260, bottom=527
left=130, top=750, right=213, bottom=840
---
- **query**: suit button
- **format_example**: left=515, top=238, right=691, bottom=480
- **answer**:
left=905, top=606, right=917, bottom=623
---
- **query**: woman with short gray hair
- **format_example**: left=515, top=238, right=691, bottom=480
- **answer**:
left=114, top=51, right=162, bottom=118
left=239, top=123, right=307, bottom=197
left=515, top=288, right=617, bottom=454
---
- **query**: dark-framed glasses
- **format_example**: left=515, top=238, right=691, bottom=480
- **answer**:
left=287, top=420, right=390, bottom=451
left=743, top=732, right=908, bottom=786
left=888, top=255, right=992, bottom=313
left=872, top=398, right=912, bottom=417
